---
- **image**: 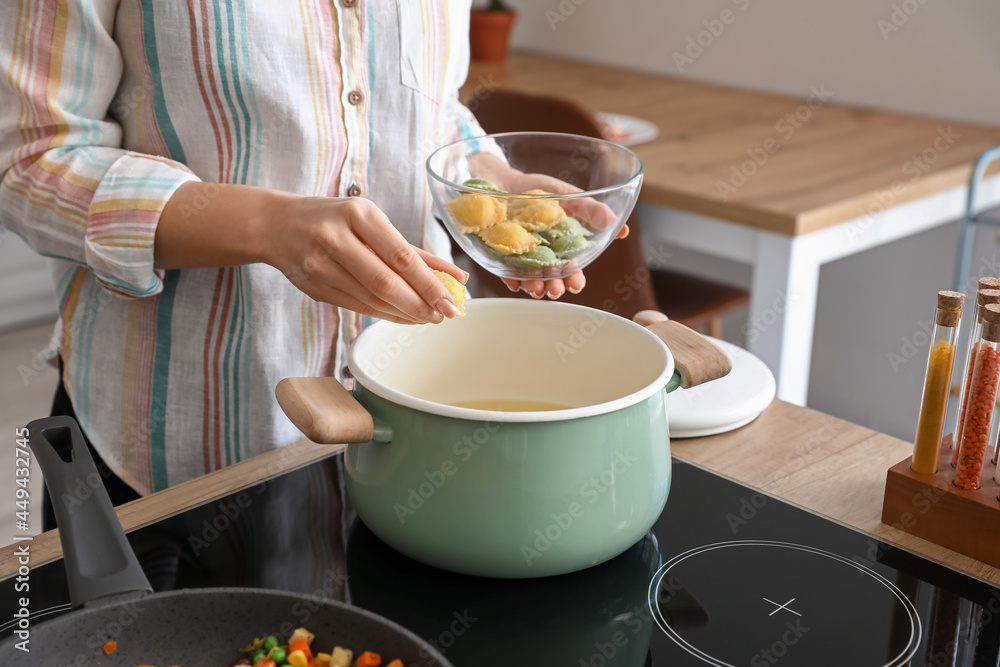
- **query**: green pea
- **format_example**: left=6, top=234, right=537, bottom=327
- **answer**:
left=251, top=649, right=267, bottom=664
left=264, top=635, right=280, bottom=650
left=270, top=648, right=288, bottom=664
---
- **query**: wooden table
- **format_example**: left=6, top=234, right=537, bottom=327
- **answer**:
left=462, top=52, right=1000, bottom=405
left=4, top=400, right=998, bottom=588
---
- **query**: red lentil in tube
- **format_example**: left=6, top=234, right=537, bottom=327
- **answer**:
left=951, top=288, right=1000, bottom=467
left=955, top=303, right=1000, bottom=490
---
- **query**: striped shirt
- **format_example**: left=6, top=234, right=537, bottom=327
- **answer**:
left=0, top=0, right=483, bottom=494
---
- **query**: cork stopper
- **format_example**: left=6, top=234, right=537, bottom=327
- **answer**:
left=982, top=303, right=1000, bottom=342
left=935, top=290, right=964, bottom=326
left=979, top=277, right=1000, bottom=291
left=979, top=289, right=1000, bottom=308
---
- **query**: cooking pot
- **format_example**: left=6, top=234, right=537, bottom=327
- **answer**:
left=277, top=299, right=731, bottom=579
left=2, top=416, right=451, bottom=666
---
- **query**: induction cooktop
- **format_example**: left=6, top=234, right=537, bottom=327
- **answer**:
left=3, top=456, right=998, bottom=666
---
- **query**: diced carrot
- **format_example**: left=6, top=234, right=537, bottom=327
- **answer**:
left=103, top=641, right=117, bottom=655
left=386, top=660, right=404, bottom=667
left=254, top=659, right=277, bottom=667
left=290, top=638, right=313, bottom=660
left=357, top=651, right=382, bottom=667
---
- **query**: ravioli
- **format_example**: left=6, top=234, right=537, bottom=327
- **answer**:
left=478, top=222, right=541, bottom=255
left=446, top=193, right=507, bottom=234
left=462, top=178, right=505, bottom=193
left=505, top=245, right=566, bottom=270
left=542, top=217, right=593, bottom=240
left=433, top=270, right=469, bottom=316
left=507, top=189, right=566, bottom=232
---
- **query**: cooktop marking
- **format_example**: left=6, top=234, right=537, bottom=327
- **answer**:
left=647, top=540, right=922, bottom=667
left=762, top=597, right=801, bottom=617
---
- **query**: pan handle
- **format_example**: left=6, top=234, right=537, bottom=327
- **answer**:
left=633, top=310, right=732, bottom=389
left=276, top=377, right=390, bottom=444
left=28, top=416, right=152, bottom=608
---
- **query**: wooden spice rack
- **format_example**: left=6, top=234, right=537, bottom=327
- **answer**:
left=882, top=437, right=1000, bottom=569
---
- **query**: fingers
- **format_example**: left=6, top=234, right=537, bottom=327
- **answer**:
left=563, top=271, right=586, bottom=294
left=616, top=224, right=630, bottom=240
left=343, top=203, right=460, bottom=320
left=414, top=247, right=469, bottom=283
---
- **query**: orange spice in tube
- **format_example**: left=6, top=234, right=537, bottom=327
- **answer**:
left=912, top=290, right=964, bottom=474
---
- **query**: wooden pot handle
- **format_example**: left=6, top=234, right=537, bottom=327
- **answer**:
left=633, top=310, right=733, bottom=389
left=276, top=377, right=375, bottom=444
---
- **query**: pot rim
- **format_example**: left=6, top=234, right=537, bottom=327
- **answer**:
left=347, top=299, right=675, bottom=422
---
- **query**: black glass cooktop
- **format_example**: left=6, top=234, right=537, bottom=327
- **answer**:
left=3, top=456, right=999, bottom=666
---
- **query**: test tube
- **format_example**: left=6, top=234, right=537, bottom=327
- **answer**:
left=912, top=291, right=964, bottom=474
left=955, top=303, right=1000, bottom=490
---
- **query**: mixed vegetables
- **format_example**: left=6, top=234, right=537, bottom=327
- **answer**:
left=230, top=627, right=403, bottom=667
left=118, top=627, right=403, bottom=667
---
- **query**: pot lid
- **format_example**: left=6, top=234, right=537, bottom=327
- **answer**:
left=665, top=337, right=775, bottom=438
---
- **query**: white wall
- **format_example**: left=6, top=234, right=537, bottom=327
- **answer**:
left=509, top=0, right=1000, bottom=126
left=508, top=0, right=1000, bottom=440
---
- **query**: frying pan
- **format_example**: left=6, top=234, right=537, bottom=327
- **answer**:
left=0, top=416, right=451, bottom=666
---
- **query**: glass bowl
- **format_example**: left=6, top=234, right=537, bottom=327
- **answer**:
left=426, top=132, right=644, bottom=282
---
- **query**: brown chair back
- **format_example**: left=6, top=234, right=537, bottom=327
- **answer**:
left=468, top=90, right=659, bottom=320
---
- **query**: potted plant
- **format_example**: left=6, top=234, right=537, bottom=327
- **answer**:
left=469, top=0, right=517, bottom=63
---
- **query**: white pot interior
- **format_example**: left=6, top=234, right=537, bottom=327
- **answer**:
left=348, top=299, right=674, bottom=421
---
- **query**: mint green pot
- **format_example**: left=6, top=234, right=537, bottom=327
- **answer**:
left=339, top=299, right=687, bottom=579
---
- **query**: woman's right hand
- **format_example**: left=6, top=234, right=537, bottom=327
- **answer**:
left=156, top=183, right=467, bottom=325
left=264, top=196, right=466, bottom=325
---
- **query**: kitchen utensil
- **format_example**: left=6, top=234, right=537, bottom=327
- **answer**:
left=425, top=131, right=643, bottom=282
left=1, top=416, right=452, bottom=666
left=277, top=299, right=731, bottom=578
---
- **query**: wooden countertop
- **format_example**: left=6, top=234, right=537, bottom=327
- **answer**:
left=4, top=399, right=999, bottom=588
left=463, top=51, right=1000, bottom=236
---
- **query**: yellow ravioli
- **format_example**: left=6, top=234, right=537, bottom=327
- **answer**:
left=433, top=270, right=469, bottom=316
left=478, top=222, right=541, bottom=255
left=507, top=189, right=566, bottom=232
left=445, top=193, right=507, bottom=234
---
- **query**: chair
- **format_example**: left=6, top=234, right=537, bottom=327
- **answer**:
left=465, top=89, right=749, bottom=336
left=954, top=144, right=1000, bottom=293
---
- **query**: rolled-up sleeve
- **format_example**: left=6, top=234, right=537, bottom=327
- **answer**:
left=0, top=0, right=199, bottom=298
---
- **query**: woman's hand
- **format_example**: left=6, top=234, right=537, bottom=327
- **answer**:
left=156, top=183, right=467, bottom=325
left=467, top=153, right=628, bottom=299
left=267, top=196, right=466, bottom=324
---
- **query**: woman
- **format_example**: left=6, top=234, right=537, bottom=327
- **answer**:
left=1, top=1, right=603, bottom=518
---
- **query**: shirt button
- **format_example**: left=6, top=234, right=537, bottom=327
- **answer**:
left=348, top=90, right=364, bottom=105
left=342, top=0, right=357, bottom=6
left=347, top=184, right=362, bottom=197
